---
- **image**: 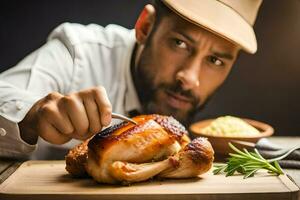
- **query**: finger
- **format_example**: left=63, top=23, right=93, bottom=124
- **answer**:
left=54, top=105, right=74, bottom=135
left=38, top=118, right=71, bottom=145
left=40, top=103, right=74, bottom=135
left=63, top=95, right=89, bottom=137
left=71, top=130, right=95, bottom=141
left=83, top=97, right=102, bottom=134
left=39, top=92, right=74, bottom=135
left=93, top=86, right=112, bottom=127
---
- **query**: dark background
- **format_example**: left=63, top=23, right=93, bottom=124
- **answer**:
left=0, top=0, right=299, bottom=136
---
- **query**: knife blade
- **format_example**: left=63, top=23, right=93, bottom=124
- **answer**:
left=112, top=112, right=138, bottom=125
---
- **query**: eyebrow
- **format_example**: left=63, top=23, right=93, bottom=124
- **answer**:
left=172, top=29, right=235, bottom=60
left=212, top=51, right=234, bottom=60
left=175, top=30, right=197, bottom=43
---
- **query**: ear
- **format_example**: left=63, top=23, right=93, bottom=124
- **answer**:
left=135, top=4, right=156, bottom=45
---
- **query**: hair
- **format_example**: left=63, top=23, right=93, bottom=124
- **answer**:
left=151, top=0, right=173, bottom=31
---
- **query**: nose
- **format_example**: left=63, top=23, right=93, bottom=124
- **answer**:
left=175, top=57, right=200, bottom=90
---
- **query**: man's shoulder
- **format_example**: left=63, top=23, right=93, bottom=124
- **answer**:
left=48, top=23, right=134, bottom=48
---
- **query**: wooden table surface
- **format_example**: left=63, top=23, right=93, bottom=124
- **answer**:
left=0, top=136, right=299, bottom=199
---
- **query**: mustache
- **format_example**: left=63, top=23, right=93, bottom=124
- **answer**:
left=157, top=81, right=200, bottom=106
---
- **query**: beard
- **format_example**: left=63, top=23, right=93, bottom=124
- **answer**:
left=143, top=82, right=201, bottom=124
left=132, top=44, right=205, bottom=125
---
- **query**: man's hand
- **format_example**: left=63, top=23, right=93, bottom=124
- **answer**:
left=19, top=86, right=112, bottom=145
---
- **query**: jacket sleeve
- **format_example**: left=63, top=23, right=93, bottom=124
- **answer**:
left=0, top=36, right=74, bottom=159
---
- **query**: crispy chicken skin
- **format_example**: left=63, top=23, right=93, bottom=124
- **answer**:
left=65, top=139, right=89, bottom=177
left=65, top=114, right=214, bottom=184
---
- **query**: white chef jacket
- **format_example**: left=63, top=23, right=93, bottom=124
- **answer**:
left=0, top=23, right=141, bottom=160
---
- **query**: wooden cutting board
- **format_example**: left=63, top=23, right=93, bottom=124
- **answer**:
left=0, top=160, right=298, bottom=200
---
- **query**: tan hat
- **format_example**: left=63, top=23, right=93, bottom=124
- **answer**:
left=162, top=0, right=263, bottom=54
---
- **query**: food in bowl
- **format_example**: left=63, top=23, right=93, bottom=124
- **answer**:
left=189, top=116, right=274, bottom=156
left=200, top=116, right=260, bottom=137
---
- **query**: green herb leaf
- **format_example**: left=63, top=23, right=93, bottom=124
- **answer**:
left=213, top=143, right=285, bottom=179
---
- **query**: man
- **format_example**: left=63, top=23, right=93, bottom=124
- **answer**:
left=0, top=0, right=262, bottom=159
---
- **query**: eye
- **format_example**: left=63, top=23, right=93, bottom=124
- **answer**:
left=209, top=56, right=224, bottom=66
left=174, top=39, right=188, bottom=49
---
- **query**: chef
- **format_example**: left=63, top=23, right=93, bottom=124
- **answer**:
left=0, top=0, right=263, bottom=159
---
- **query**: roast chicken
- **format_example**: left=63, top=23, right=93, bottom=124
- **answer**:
left=66, top=114, right=214, bottom=184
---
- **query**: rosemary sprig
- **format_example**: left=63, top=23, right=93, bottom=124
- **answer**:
left=213, top=143, right=284, bottom=179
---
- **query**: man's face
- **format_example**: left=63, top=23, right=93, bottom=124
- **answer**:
left=134, top=11, right=240, bottom=123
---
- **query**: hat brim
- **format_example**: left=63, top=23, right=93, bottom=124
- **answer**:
left=163, top=0, right=257, bottom=54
